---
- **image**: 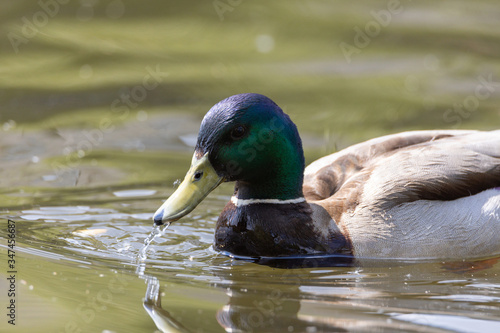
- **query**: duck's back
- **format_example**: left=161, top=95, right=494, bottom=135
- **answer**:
left=304, top=130, right=500, bottom=260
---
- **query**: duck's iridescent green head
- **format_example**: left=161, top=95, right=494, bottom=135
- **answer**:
left=153, top=93, right=305, bottom=225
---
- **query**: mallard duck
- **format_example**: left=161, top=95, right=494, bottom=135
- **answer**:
left=153, top=93, right=500, bottom=261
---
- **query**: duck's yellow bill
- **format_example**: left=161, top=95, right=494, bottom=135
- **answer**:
left=153, top=153, right=224, bottom=225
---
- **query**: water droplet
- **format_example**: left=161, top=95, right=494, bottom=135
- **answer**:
left=43, top=175, right=58, bottom=182
left=2, top=120, right=16, bottom=131
left=255, top=34, right=275, bottom=53
left=136, top=110, right=148, bottom=122
left=79, top=64, right=93, bottom=79
left=137, top=222, right=171, bottom=262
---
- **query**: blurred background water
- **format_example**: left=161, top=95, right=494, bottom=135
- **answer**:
left=1, top=0, right=500, bottom=332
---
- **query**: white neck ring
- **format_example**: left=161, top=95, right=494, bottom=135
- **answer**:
left=230, top=196, right=306, bottom=207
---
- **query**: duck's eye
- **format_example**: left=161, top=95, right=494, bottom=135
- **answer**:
left=193, top=171, right=203, bottom=182
left=230, top=125, right=246, bottom=140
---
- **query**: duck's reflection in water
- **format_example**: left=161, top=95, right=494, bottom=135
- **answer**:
left=139, top=252, right=500, bottom=332
left=142, top=275, right=349, bottom=333
left=143, top=275, right=190, bottom=333
left=214, top=280, right=347, bottom=333
left=139, top=257, right=354, bottom=333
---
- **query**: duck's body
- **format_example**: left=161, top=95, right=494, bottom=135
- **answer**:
left=304, top=130, right=500, bottom=259
left=154, top=94, right=500, bottom=262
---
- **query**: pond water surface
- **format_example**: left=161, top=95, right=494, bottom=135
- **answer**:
left=1, top=1, right=500, bottom=332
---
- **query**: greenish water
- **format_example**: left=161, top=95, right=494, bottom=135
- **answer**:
left=1, top=0, right=500, bottom=332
